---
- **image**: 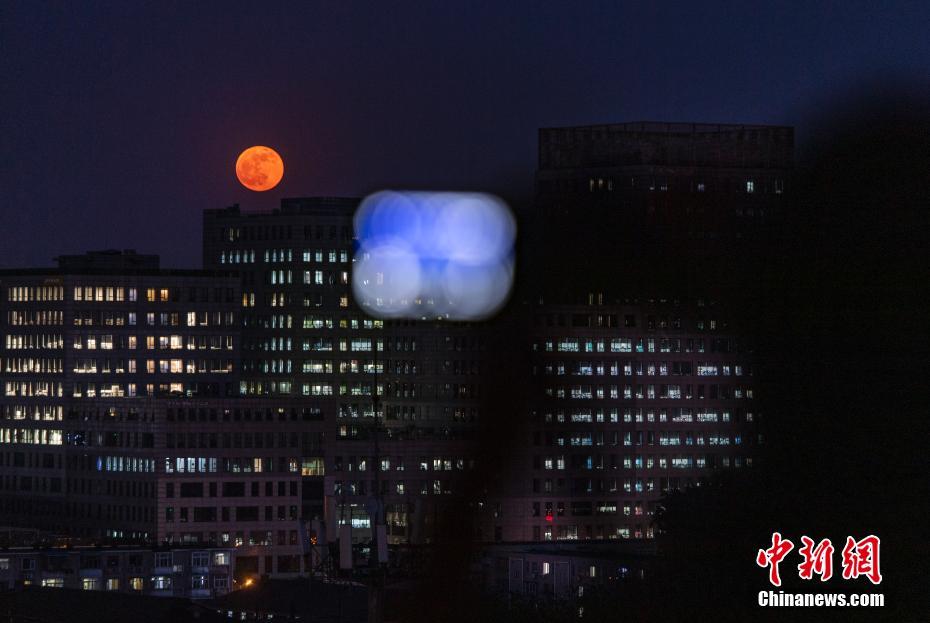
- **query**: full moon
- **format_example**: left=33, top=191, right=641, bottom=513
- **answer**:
left=235, top=146, right=284, bottom=192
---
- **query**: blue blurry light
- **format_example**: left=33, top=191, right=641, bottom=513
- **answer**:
left=353, top=191, right=515, bottom=320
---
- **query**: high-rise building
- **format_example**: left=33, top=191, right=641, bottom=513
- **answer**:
left=488, top=297, right=759, bottom=542
left=479, top=122, right=791, bottom=545
left=0, top=251, right=240, bottom=537
left=0, top=251, right=325, bottom=579
left=203, top=199, right=486, bottom=544
left=532, top=121, right=793, bottom=294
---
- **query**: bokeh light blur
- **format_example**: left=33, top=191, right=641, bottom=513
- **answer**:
left=352, top=191, right=515, bottom=320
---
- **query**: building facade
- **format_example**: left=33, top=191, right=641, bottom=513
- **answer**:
left=0, top=545, right=234, bottom=598
left=154, top=396, right=324, bottom=578
left=203, top=199, right=486, bottom=545
left=532, top=121, right=793, bottom=297
left=0, top=252, right=324, bottom=578
left=487, top=298, right=759, bottom=542
left=0, top=251, right=240, bottom=537
left=479, top=122, right=790, bottom=546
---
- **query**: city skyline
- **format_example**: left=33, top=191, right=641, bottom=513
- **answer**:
left=1, top=3, right=927, bottom=621
left=3, top=2, right=929, bottom=268
left=0, top=120, right=792, bottom=610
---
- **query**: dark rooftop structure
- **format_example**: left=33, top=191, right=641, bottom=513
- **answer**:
left=538, top=121, right=794, bottom=170
left=54, top=249, right=161, bottom=271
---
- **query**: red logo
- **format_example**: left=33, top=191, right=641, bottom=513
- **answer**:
left=756, top=532, right=794, bottom=587
left=798, top=536, right=834, bottom=581
left=757, top=533, right=881, bottom=586
left=841, top=535, right=882, bottom=585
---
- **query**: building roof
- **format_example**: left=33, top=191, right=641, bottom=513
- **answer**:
left=204, top=197, right=360, bottom=219
left=538, top=120, right=794, bottom=133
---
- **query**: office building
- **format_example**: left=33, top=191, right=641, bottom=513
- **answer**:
left=532, top=121, right=793, bottom=294
left=0, top=250, right=240, bottom=537
left=0, top=545, right=234, bottom=598
left=0, top=251, right=325, bottom=578
left=486, top=297, right=759, bottom=542
left=479, top=122, right=790, bottom=544
left=203, top=199, right=485, bottom=545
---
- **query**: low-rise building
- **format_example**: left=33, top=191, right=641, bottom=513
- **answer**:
left=0, top=545, right=234, bottom=599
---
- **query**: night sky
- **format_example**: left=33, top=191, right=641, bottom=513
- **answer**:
left=2, top=1, right=928, bottom=268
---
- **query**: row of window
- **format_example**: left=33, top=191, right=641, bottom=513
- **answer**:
left=536, top=430, right=745, bottom=449
left=259, top=291, right=350, bottom=309
left=334, top=479, right=456, bottom=497
left=7, top=286, right=64, bottom=302
left=165, top=505, right=298, bottom=523
left=333, top=456, right=474, bottom=472
left=4, top=360, right=64, bottom=374
left=540, top=336, right=744, bottom=353
left=540, top=407, right=753, bottom=424
left=0, top=428, right=62, bottom=445
left=36, top=575, right=227, bottom=592
left=219, top=221, right=350, bottom=244
left=168, top=480, right=299, bottom=500
left=165, top=431, right=307, bottom=450
left=68, top=359, right=234, bottom=375
left=162, top=456, right=300, bottom=474
left=4, top=334, right=64, bottom=349
left=73, top=287, right=236, bottom=304
left=4, top=380, right=63, bottom=396
left=71, top=334, right=235, bottom=350
left=247, top=316, right=384, bottom=331
left=530, top=524, right=649, bottom=541
left=6, top=310, right=63, bottom=325
left=2, top=405, right=62, bottom=421
left=533, top=454, right=752, bottom=472
left=71, top=381, right=230, bottom=398
left=542, top=361, right=748, bottom=376
left=266, top=269, right=349, bottom=286
left=579, top=176, right=784, bottom=194
left=544, top=383, right=754, bottom=400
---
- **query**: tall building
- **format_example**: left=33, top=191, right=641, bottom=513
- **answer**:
left=479, top=122, right=791, bottom=545
left=203, top=199, right=485, bottom=545
left=489, top=297, right=759, bottom=542
left=533, top=121, right=793, bottom=294
left=0, top=250, right=240, bottom=537
left=0, top=251, right=324, bottom=580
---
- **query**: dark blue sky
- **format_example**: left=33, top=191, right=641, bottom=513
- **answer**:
left=1, top=0, right=928, bottom=267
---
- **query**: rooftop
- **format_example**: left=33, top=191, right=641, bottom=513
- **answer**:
left=538, top=121, right=794, bottom=170
left=205, top=197, right=360, bottom=218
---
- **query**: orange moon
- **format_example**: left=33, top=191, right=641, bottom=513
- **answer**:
left=235, top=146, right=284, bottom=191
